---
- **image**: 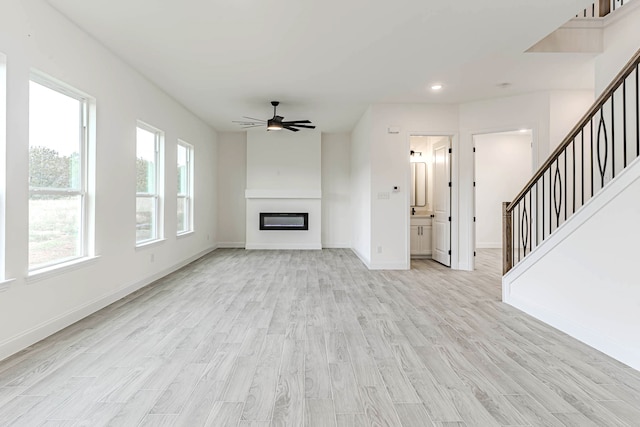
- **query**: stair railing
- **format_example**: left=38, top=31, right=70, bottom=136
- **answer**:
left=503, top=47, right=640, bottom=274
left=576, top=0, right=632, bottom=18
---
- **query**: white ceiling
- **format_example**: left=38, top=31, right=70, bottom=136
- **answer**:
left=46, top=0, right=596, bottom=133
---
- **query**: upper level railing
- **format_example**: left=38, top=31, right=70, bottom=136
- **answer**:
left=503, top=47, right=640, bottom=274
left=576, top=0, right=633, bottom=18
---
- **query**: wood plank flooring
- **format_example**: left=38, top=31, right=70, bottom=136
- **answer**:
left=1, top=249, right=639, bottom=426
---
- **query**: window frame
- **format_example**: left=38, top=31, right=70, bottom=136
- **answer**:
left=28, top=74, right=90, bottom=272
left=176, top=140, right=193, bottom=235
left=136, top=121, right=164, bottom=246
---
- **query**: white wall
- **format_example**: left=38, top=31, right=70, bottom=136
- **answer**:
left=247, top=130, right=321, bottom=192
left=595, top=2, right=640, bottom=94
left=350, top=108, right=372, bottom=265
left=369, top=104, right=459, bottom=269
left=322, top=133, right=351, bottom=248
left=474, top=132, right=532, bottom=248
left=217, top=132, right=246, bottom=247
left=0, top=0, right=217, bottom=360
left=245, top=130, right=321, bottom=250
left=504, top=157, right=640, bottom=371
left=549, top=90, right=594, bottom=150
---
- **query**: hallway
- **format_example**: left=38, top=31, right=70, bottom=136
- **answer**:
left=0, top=249, right=638, bottom=426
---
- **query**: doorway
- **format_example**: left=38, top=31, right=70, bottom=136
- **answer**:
left=409, top=135, right=451, bottom=267
left=473, top=130, right=533, bottom=257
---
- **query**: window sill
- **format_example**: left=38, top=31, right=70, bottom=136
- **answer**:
left=135, top=238, right=166, bottom=251
left=176, top=231, right=194, bottom=239
left=27, top=256, right=101, bottom=284
left=0, top=278, right=16, bottom=292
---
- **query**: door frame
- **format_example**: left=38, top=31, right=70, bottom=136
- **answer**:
left=470, top=125, right=538, bottom=270
left=406, top=131, right=458, bottom=269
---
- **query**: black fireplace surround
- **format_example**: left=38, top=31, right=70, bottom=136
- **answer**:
left=260, top=212, right=309, bottom=231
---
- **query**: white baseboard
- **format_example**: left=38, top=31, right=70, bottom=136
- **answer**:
left=0, top=246, right=217, bottom=362
left=369, top=261, right=409, bottom=270
left=216, top=242, right=245, bottom=248
left=505, top=294, right=640, bottom=371
left=350, top=247, right=371, bottom=269
left=245, top=243, right=322, bottom=250
left=322, top=243, right=351, bottom=249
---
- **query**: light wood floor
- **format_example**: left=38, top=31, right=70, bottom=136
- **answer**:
left=1, top=249, right=639, bottom=426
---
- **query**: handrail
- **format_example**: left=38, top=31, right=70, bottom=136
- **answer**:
left=503, top=47, right=640, bottom=274
left=508, top=47, right=640, bottom=212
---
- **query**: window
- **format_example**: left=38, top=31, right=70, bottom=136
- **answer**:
left=177, top=140, right=193, bottom=235
left=136, top=123, right=163, bottom=245
left=28, top=76, right=90, bottom=270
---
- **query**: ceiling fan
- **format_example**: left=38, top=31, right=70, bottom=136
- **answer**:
left=233, top=101, right=316, bottom=132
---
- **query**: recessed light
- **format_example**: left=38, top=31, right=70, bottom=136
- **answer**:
left=431, top=84, right=443, bottom=91
left=519, top=129, right=528, bottom=133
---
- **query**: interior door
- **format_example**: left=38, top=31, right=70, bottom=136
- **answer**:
left=432, top=138, right=451, bottom=266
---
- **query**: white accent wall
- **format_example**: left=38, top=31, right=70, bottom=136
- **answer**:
left=245, top=130, right=321, bottom=250
left=0, top=0, right=217, bottom=361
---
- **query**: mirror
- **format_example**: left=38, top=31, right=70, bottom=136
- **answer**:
left=411, top=162, right=427, bottom=207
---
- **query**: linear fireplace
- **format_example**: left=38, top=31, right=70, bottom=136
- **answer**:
left=260, top=212, right=309, bottom=231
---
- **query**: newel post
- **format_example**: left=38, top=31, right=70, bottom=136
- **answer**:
left=502, top=202, right=513, bottom=275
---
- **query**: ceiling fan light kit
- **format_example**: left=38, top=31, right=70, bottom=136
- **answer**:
left=234, top=101, right=315, bottom=132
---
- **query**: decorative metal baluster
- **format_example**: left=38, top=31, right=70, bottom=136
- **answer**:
left=542, top=172, right=546, bottom=242
left=597, top=107, right=609, bottom=187
left=517, top=203, right=521, bottom=262
left=529, top=189, right=533, bottom=251
left=636, top=64, right=640, bottom=157
left=623, top=79, right=627, bottom=167
left=612, top=92, right=616, bottom=178
left=564, top=150, right=567, bottom=221
left=554, top=160, right=562, bottom=228
left=581, top=129, right=585, bottom=206
left=572, top=139, right=576, bottom=214
left=536, top=182, right=540, bottom=247
left=549, top=165, right=555, bottom=235
left=521, top=198, right=528, bottom=256
left=591, top=117, right=595, bottom=196
left=512, top=207, right=516, bottom=267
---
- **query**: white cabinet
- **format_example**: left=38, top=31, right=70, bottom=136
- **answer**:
left=410, top=217, right=432, bottom=257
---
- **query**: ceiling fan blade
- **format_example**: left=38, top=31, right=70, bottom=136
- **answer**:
left=282, top=120, right=311, bottom=124
left=283, top=126, right=300, bottom=132
left=243, top=116, right=267, bottom=122
left=241, top=125, right=263, bottom=129
left=289, top=124, right=315, bottom=129
left=233, top=121, right=260, bottom=125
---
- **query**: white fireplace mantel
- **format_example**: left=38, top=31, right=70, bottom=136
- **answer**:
left=245, top=189, right=322, bottom=199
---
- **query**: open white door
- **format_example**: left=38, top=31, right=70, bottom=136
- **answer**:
left=432, top=138, right=451, bottom=266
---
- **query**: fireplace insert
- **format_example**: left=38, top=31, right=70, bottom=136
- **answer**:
left=260, top=212, right=308, bottom=231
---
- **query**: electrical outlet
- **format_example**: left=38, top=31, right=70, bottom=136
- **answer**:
left=150, top=253, right=155, bottom=262
left=377, top=246, right=382, bottom=253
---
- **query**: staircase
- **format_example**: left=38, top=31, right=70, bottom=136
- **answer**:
left=501, top=47, right=640, bottom=371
